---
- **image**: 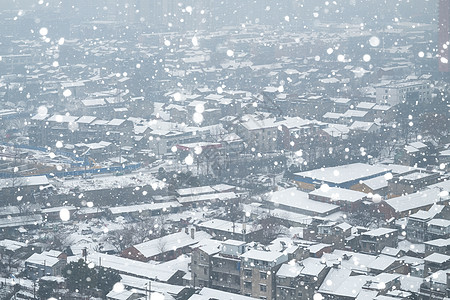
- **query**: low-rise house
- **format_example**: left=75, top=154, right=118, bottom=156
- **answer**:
left=423, top=253, right=450, bottom=276
left=71, top=252, right=184, bottom=284
left=379, top=187, right=450, bottom=219
left=41, top=205, right=77, bottom=221
left=25, top=250, right=67, bottom=280
left=106, top=289, right=146, bottom=300
left=189, top=287, right=255, bottom=300
left=351, top=175, right=389, bottom=197
left=265, top=188, right=340, bottom=217
left=395, top=141, right=434, bottom=167
left=360, top=228, right=398, bottom=254
left=367, top=255, right=406, bottom=275
left=107, top=202, right=181, bottom=219
left=424, top=238, right=450, bottom=256
left=427, top=218, right=450, bottom=240
left=309, top=187, right=367, bottom=212
left=293, top=163, right=390, bottom=191
left=419, top=269, right=450, bottom=299
left=121, top=228, right=211, bottom=262
left=388, top=169, right=440, bottom=196
left=118, top=274, right=190, bottom=300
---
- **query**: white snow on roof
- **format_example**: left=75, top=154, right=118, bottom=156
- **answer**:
left=425, top=269, right=450, bottom=284
left=0, top=214, right=42, bottom=228
left=424, top=253, right=450, bottom=264
left=0, top=206, right=20, bottom=216
left=0, top=175, right=49, bottom=190
left=424, top=238, right=450, bottom=247
left=26, top=252, right=60, bottom=267
left=380, top=247, right=401, bottom=257
left=177, top=192, right=238, bottom=204
left=108, top=118, right=126, bottom=126
left=57, top=172, right=165, bottom=194
left=75, top=252, right=178, bottom=282
left=428, top=218, right=450, bottom=227
left=295, top=163, right=389, bottom=185
left=132, top=230, right=211, bottom=258
left=361, top=175, right=388, bottom=191
left=399, top=275, right=423, bottom=293
left=108, top=202, right=181, bottom=215
left=176, top=186, right=216, bottom=196
left=76, top=116, right=96, bottom=124
left=349, top=121, right=377, bottom=132
left=362, top=227, right=397, bottom=237
left=356, top=102, right=376, bottom=110
left=378, top=164, right=422, bottom=175
left=119, top=274, right=184, bottom=297
left=191, top=287, right=255, bottom=300
left=0, top=239, right=27, bottom=252
left=47, top=114, right=79, bottom=123
left=267, top=188, right=339, bottom=215
left=367, top=255, right=397, bottom=271
left=240, top=248, right=287, bottom=263
left=198, top=219, right=260, bottom=234
left=196, top=240, right=222, bottom=256
left=384, top=188, right=446, bottom=213
left=41, top=205, right=76, bottom=214
left=309, top=187, right=367, bottom=203
left=106, top=289, right=139, bottom=300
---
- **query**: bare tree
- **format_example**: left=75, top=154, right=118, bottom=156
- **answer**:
left=107, top=219, right=163, bottom=252
left=157, top=237, right=168, bottom=260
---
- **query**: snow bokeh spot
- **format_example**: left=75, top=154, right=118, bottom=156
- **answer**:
left=59, top=208, right=70, bottom=221
left=369, top=36, right=380, bottom=47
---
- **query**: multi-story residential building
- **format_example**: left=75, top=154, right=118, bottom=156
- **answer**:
left=240, top=249, right=288, bottom=300
left=211, top=240, right=246, bottom=293
left=191, top=241, right=221, bottom=288
left=237, top=116, right=278, bottom=153
left=407, top=209, right=440, bottom=243
left=376, top=80, right=431, bottom=106
left=406, top=205, right=447, bottom=243
left=275, top=257, right=329, bottom=300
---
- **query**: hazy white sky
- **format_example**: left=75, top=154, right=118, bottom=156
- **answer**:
left=1, top=0, right=59, bottom=10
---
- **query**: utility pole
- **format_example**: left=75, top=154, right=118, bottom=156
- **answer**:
left=242, top=213, right=246, bottom=243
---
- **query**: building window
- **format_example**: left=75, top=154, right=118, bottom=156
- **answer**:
left=235, top=275, right=240, bottom=284
left=260, top=272, right=267, bottom=280
left=260, top=284, right=267, bottom=292
left=244, top=269, right=252, bottom=277
left=203, top=267, right=207, bottom=275
left=244, top=281, right=252, bottom=289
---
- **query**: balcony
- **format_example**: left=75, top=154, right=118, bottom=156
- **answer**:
left=211, top=278, right=241, bottom=292
left=212, top=264, right=240, bottom=276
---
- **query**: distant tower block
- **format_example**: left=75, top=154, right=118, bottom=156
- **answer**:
left=439, top=0, right=450, bottom=72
